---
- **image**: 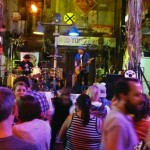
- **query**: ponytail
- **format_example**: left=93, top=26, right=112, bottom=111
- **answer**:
left=76, top=94, right=91, bottom=126
left=81, top=106, right=90, bottom=125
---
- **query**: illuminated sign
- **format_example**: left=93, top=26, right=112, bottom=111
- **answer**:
left=91, top=25, right=114, bottom=35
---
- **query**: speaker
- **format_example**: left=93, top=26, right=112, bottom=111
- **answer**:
left=106, top=74, right=124, bottom=100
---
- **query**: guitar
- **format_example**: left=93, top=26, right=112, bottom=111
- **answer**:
left=75, top=58, right=94, bottom=75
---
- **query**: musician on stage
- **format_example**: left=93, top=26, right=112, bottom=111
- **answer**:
left=17, top=54, right=33, bottom=75
left=74, top=46, right=90, bottom=86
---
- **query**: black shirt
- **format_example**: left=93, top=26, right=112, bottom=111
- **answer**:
left=52, top=97, right=72, bottom=128
left=19, top=61, right=33, bottom=75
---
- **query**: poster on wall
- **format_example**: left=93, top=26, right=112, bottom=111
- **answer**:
left=20, top=52, right=39, bottom=66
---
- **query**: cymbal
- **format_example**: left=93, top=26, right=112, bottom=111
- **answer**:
left=47, top=55, right=62, bottom=58
left=49, top=68, right=63, bottom=71
left=40, top=62, right=52, bottom=68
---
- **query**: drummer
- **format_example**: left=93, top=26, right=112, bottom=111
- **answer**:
left=17, top=54, right=33, bottom=75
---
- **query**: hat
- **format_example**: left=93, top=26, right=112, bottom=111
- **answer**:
left=93, top=83, right=107, bottom=98
left=23, top=54, right=31, bottom=59
left=78, top=46, right=85, bottom=50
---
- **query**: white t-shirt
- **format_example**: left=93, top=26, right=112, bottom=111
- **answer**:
left=13, top=119, right=51, bottom=150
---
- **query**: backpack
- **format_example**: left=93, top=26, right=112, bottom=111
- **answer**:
left=91, top=103, right=107, bottom=119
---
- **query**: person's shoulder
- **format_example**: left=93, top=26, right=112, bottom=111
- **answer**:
left=104, top=109, right=128, bottom=127
left=29, top=61, right=33, bottom=65
left=34, top=119, right=50, bottom=128
left=27, top=91, right=47, bottom=103
left=67, top=114, right=74, bottom=120
left=29, top=91, right=45, bottom=98
left=75, top=53, right=79, bottom=57
left=85, top=52, right=90, bottom=56
left=10, top=136, right=38, bottom=150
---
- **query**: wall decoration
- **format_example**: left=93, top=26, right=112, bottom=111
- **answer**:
left=75, top=0, right=97, bottom=14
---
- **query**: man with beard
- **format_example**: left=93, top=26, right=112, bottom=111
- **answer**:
left=100, top=78, right=144, bottom=150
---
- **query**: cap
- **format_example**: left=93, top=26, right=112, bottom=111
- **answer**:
left=93, top=83, right=107, bottom=98
left=78, top=46, right=85, bottom=50
left=23, top=54, right=31, bottom=59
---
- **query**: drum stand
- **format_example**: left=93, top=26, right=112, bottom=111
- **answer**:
left=42, top=21, right=70, bottom=94
left=7, top=41, right=14, bottom=88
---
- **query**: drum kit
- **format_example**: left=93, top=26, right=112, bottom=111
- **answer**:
left=6, top=61, right=64, bottom=91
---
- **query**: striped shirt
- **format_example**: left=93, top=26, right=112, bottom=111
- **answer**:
left=65, top=113, right=101, bottom=150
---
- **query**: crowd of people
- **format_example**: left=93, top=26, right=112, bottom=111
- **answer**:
left=1, top=74, right=150, bottom=150
left=0, top=49, right=150, bottom=150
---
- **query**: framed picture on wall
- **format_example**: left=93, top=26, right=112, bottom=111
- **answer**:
left=20, top=52, right=39, bottom=66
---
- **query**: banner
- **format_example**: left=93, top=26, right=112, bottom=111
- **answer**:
left=58, top=35, right=116, bottom=48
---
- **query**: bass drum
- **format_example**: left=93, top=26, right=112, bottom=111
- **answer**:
left=7, top=74, right=18, bottom=88
left=30, top=66, right=42, bottom=79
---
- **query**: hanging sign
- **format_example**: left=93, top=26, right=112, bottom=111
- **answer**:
left=58, top=35, right=116, bottom=48
left=64, top=13, right=76, bottom=25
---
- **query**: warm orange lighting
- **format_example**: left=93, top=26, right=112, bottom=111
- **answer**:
left=30, top=4, right=38, bottom=13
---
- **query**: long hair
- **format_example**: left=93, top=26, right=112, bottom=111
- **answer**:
left=76, top=94, right=91, bottom=126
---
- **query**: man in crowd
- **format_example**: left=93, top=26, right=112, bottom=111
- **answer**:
left=101, top=78, right=144, bottom=150
left=74, top=46, right=90, bottom=86
left=0, top=87, right=37, bottom=150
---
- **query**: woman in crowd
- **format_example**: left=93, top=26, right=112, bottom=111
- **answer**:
left=50, top=87, right=72, bottom=150
left=93, top=83, right=111, bottom=107
left=59, top=94, right=102, bottom=150
left=86, top=85, right=110, bottom=119
left=13, top=95, right=51, bottom=150
left=13, top=81, right=28, bottom=101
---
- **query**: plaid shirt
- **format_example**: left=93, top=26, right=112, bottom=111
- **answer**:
left=28, top=91, right=50, bottom=114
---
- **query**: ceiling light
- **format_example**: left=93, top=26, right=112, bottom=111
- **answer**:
left=33, top=22, right=44, bottom=35
left=69, top=25, right=79, bottom=36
